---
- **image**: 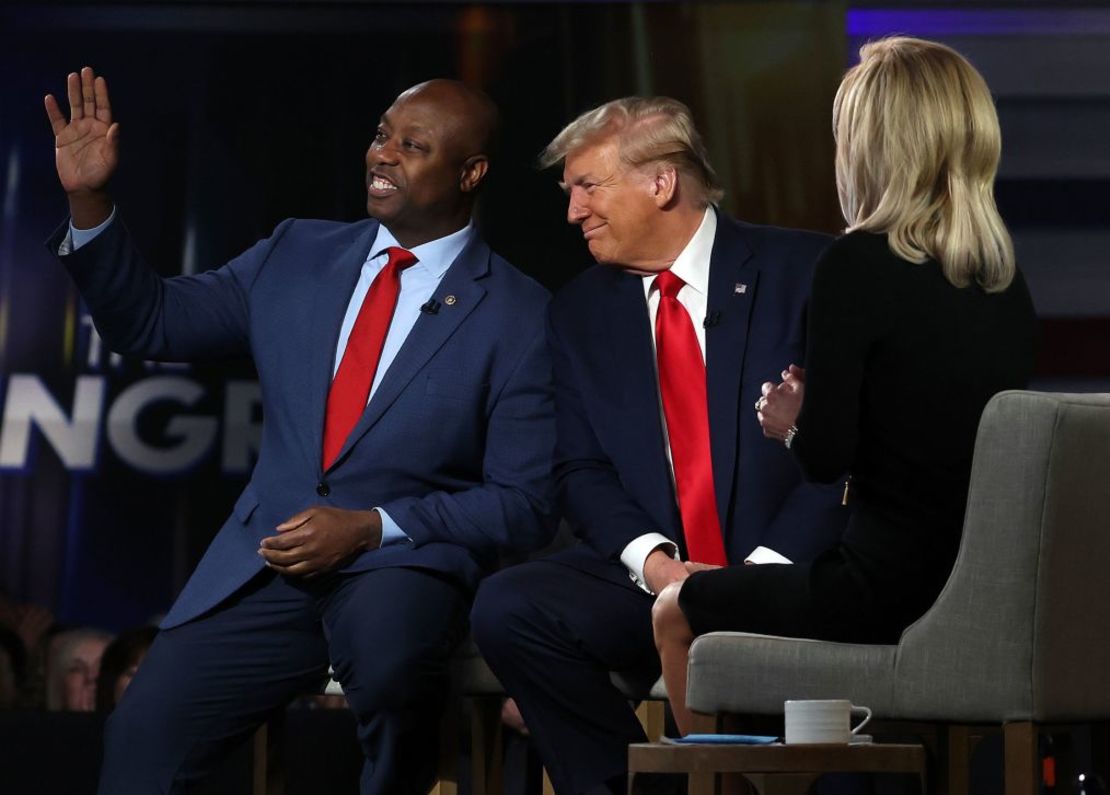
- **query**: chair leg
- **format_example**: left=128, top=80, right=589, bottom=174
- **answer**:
left=252, top=712, right=285, bottom=795
left=470, top=696, right=504, bottom=795
left=689, top=771, right=716, bottom=795
left=252, top=723, right=269, bottom=795
left=721, top=775, right=758, bottom=795
left=636, top=700, right=667, bottom=742
left=435, top=696, right=458, bottom=795
left=437, top=693, right=504, bottom=795
left=686, top=713, right=722, bottom=795
left=945, top=724, right=971, bottom=795
left=1003, top=722, right=1038, bottom=795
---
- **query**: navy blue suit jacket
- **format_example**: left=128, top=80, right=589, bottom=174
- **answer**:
left=547, top=212, right=846, bottom=583
left=53, top=217, right=556, bottom=627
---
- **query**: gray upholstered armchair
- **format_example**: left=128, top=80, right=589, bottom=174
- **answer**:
left=683, top=391, right=1110, bottom=794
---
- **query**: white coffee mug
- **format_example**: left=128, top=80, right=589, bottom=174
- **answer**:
left=783, top=699, right=872, bottom=744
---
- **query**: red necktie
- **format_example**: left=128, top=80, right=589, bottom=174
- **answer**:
left=322, top=246, right=417, bottom=469
left=654, top=270, right=728, bottom=565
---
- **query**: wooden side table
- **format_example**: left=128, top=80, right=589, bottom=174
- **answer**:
left=628, top=741, right=927, bottom=795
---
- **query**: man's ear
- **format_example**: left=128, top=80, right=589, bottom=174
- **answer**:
left=651, top=165, right=678, bottom=207
left=460, top=155, right=490, bottom=193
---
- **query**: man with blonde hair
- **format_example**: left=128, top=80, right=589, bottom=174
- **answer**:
left=472, top=97, right=847, bottom=794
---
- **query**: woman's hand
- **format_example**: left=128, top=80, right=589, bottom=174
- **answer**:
left=756, top=364, right=805, bottom=442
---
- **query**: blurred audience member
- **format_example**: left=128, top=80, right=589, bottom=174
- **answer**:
left=46, top=628, right=112, bottom=711
left=0, top=592, right=54, bottom=665
left=0, top=625, right=28, bottom=708
left=96, top=626, right=158, bottom=712
left=0, top=593, right=57, bottom=707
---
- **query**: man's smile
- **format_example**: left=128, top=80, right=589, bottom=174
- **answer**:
left=367, top=172, right=399, bottom=197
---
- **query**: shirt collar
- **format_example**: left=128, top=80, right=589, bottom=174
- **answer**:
left=369, top=221, right=475, bottom=280
left=643, top=206, right=716, bottom=296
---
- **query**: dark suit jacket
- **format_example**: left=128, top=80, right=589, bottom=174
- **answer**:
left=52, top=216, right=556, bottom=627
left=547, top=211, right=846, bottom=584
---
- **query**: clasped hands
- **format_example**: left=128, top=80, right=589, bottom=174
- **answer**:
left=643, top=548, right=721, bottom=595
left=258, top=506, right=383, bottom=577
left=756, top=364, right=805, bottom=444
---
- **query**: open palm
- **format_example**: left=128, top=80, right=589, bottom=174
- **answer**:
left=44, top=67, right=119, bottom=193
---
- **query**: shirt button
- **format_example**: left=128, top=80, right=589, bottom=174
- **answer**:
left=316, top=482, right=330, bottom=497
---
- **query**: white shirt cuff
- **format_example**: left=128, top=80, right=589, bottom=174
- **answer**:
left=68, top=207, right=117, bottom=252
left=620, top=532, right=678, bottom=594
left=744, top=545, right=792, bottom=565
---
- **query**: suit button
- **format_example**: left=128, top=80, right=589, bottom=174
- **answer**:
left=316, top=482, right=330, bottom=497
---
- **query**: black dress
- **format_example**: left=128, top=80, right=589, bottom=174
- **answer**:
left=678, top=230, right=1037, bottom=643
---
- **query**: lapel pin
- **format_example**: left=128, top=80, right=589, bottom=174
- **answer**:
left=444, top=295, right=457, bottom=306
left=734, top=283, right=747, bottom=295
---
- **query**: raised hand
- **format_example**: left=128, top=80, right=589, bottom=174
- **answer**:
left=44, top=67, right=118, bottom=227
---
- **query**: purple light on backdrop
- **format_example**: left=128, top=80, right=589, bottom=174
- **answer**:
left=847, top=8, right=1110, bottom=37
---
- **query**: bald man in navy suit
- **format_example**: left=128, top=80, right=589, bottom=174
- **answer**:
left=46, top=68, right=554, bottom=794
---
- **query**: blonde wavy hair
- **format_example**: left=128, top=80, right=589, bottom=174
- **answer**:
left=540, top=96, right=724, bottom=206
left=834, top=37, right=1015, bottom=292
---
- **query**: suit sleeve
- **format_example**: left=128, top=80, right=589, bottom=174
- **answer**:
left=751, top=479, right=847, bottom=563
left=379, top=319, right=558, bottom=557
left=50, top=215, right=287, bottom=361
left=547, top=307, right=664, bottom=563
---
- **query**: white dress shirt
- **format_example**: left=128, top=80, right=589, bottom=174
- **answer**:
left=619, top=208, right=790, bottom=594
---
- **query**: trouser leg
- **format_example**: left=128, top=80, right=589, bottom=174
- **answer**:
left=320, top=566, right=469, bottom=795
left=98, top=570, right=329, bottom=794
left=472, top=559, right=658, bottom=795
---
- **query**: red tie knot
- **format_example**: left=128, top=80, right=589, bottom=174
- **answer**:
left=384, top=246, right=418, bottom=272
left=654, top=269, right=685, bottom=299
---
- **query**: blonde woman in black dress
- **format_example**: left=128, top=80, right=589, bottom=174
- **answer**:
left=653, top=36, right=1037, bottom=735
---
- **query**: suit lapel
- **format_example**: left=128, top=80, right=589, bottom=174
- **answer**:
left=705, top=213, right=758, bottom=530
left=597, top=270, right=679, bottom=531
left=324, top=233, right=489, bottom=472
left=308, top=220, right=381, bottom=474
